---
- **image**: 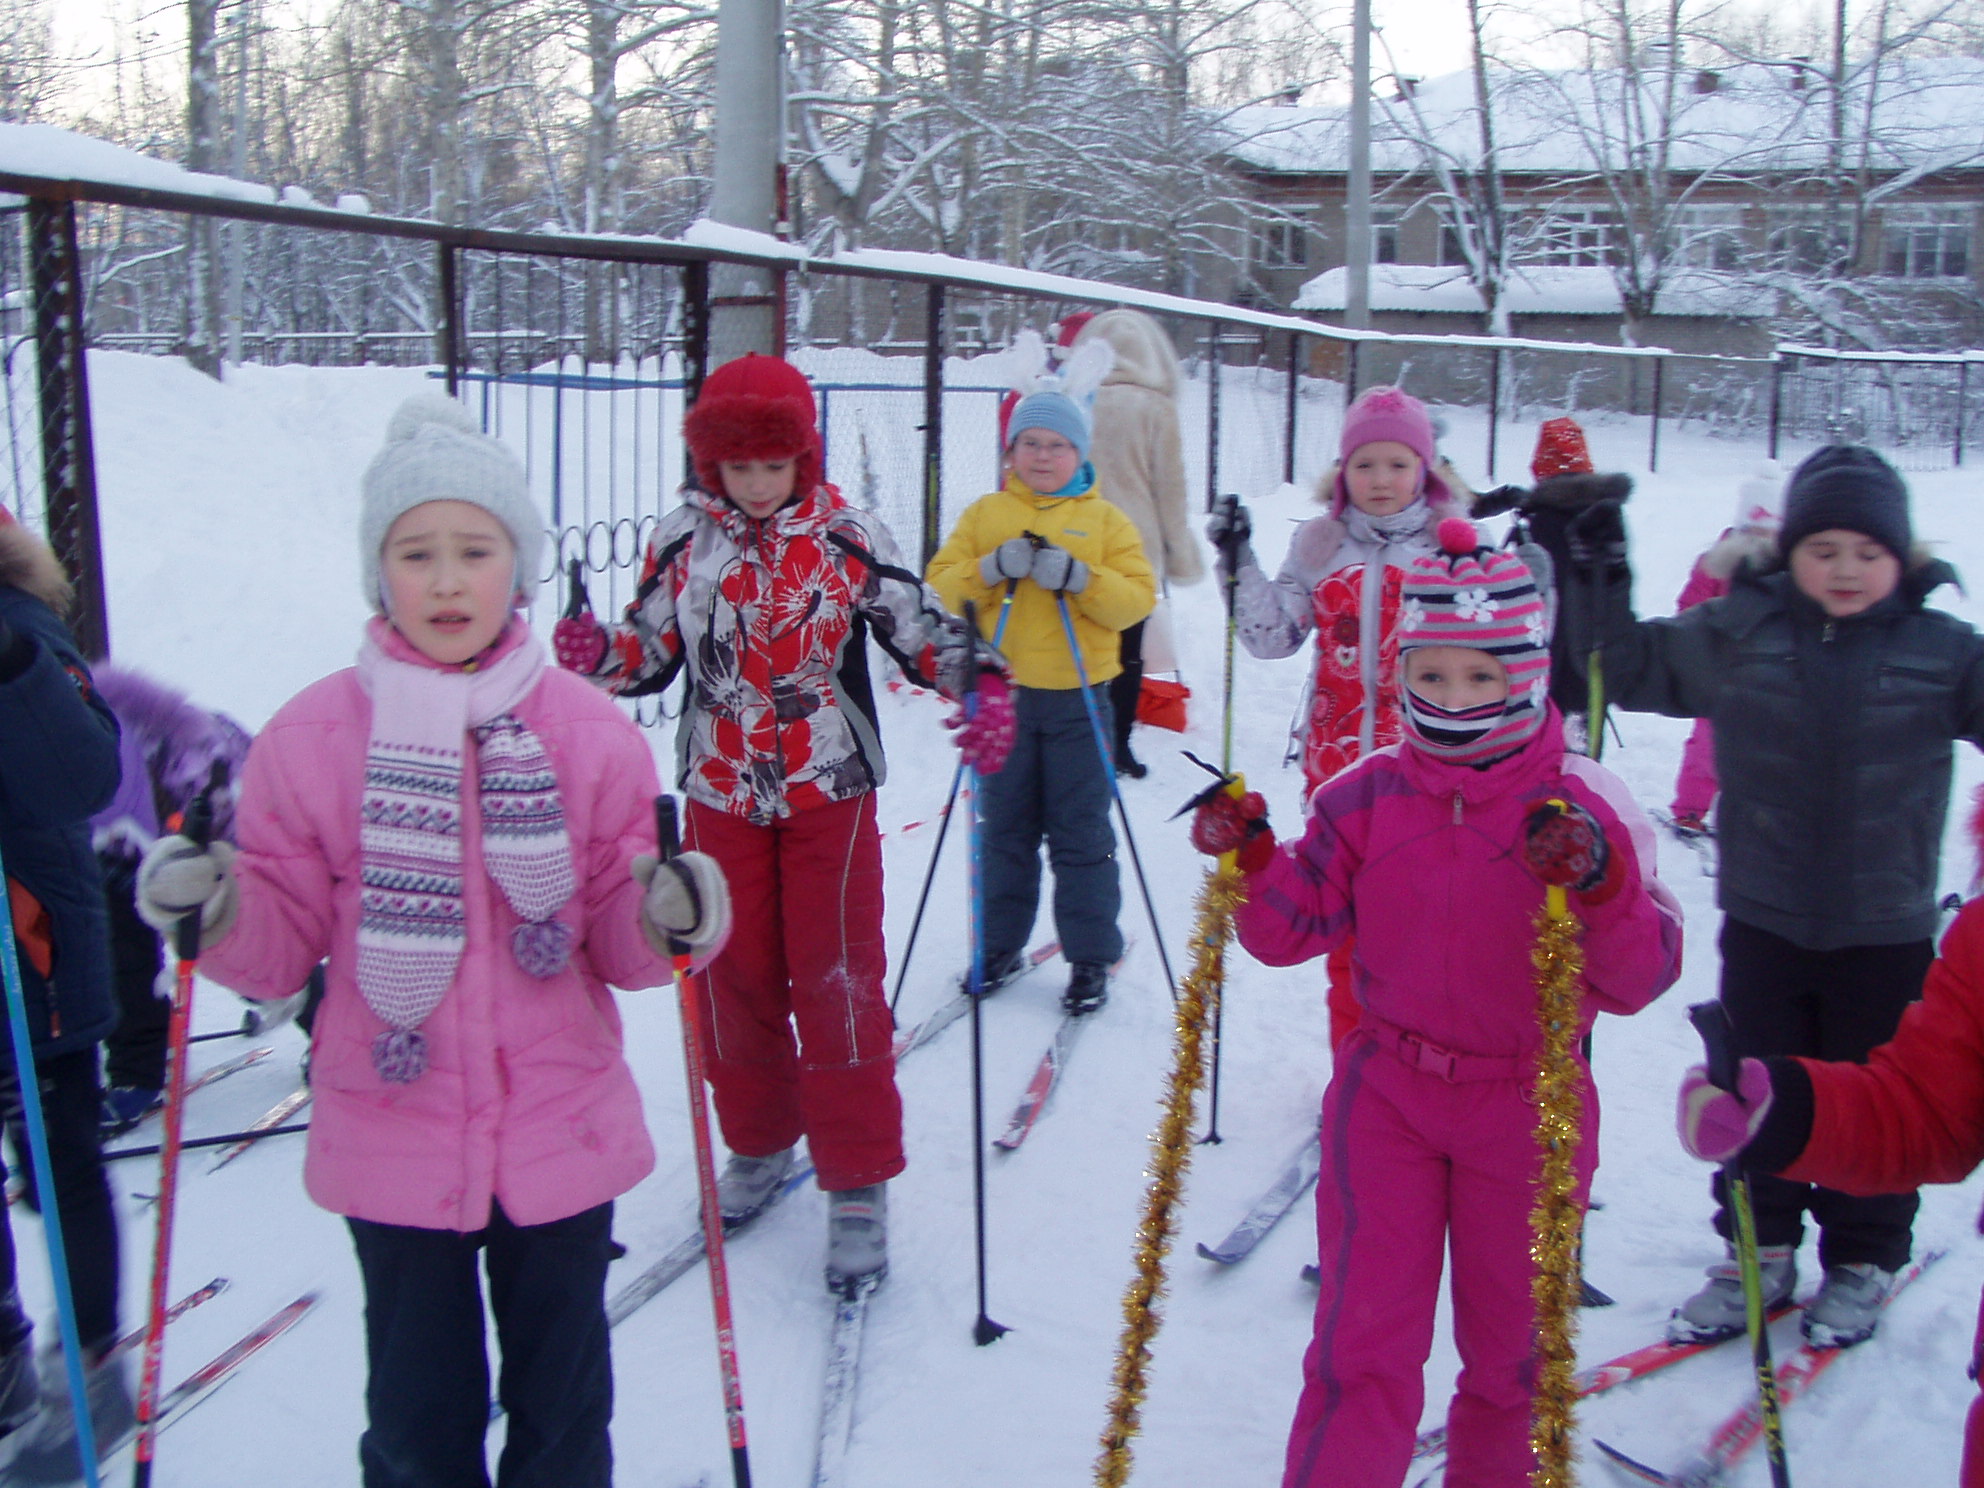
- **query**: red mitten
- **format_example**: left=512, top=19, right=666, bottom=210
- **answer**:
left=1523, top=798, right=1620, bottom=901
left=554, top=614, right=609, bottom=675
left=950, top=672, right=1017, bottom=774
left=1190, top=790, right=1274, bottom=872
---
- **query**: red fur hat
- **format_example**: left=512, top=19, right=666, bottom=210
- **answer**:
left=1531, top=417, right=1595, bottom=481
left=683, top=353, right=822, bottom=500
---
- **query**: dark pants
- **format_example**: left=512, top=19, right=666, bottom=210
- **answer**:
left=978, top=684, right=1123, bottom=968
left=100, top=857, right=169, bottom=1092
left=347, top=1200, right=615, bottom=1488
left=0, top=1048, right=120, bottom=1349
left=1713, top=916, right=1931, bottom=1271
left=1109, top=621, right=1145, bottom=766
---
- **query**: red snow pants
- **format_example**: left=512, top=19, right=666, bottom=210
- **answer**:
left=1283, top=1028, right=1597, bottom=1488
left=685, top=794, right=905, bottom=1191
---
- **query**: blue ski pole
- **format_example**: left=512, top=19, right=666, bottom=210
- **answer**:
left=1052, top=592, right=1177, bottom=998
left=0, top=838, right=101, bottom=1488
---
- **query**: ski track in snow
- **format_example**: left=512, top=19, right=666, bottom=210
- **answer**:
left=15, top=349, right=1982, bottom=1485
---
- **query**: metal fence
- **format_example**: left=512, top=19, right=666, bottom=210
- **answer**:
left=0, top=164, right=1972, bottom=665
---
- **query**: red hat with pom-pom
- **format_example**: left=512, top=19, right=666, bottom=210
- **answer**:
left=683, top=353, right=823, bottom=503
left=1531, top=417, right=1594, bottom=481
left=1395, top=517, right=1553, bottom=764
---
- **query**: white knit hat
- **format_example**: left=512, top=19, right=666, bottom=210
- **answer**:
left=359, top=395, right=544, bottom=613
left=1733, top=461, right=1784, bottom=534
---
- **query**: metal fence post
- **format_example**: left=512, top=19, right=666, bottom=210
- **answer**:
left=922, top=283, right=945, bottom=566
left=1485, top=346, right=1503, bottom=485
left=1648, top=356, right=1664, bottom=473
left=1204, top=321, right=1220, bottom=513
left=1283, top=333, right=1300, bottom=485
left=438, top=242, right=462, bottom=395
left=1767, top=355, right=1784, bottom=461
left=1956, top=359, right=1969, bottom=469
left=682, top=259, right=711, bottom=408
left=1344, top=337, right=1360, bottom=408
left=28, top=196, right=109, bottom=659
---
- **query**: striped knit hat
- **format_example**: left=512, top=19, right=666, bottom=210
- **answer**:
left=1396, top=518, right=1551, bottom=765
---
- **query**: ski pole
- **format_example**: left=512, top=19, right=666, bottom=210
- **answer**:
left=1690, top=1000, right=1792, bottom=1488
left=656, top=795, right=753, bottom=1488
left=1051, top=592, right=1178, bottom=998
left=0, top=840, right=103, bottom=1488
left=1201, top=495, right=1246, bottom=1145
left=132, top=760, right=228, bottom=1488
left=889, top=581, right=1018, bottom=1016
left=959, top=601, right=1009, bottom=1347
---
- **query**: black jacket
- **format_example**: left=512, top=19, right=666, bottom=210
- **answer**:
left=0, top=523, right=121, bottom=1055
left=1583, top=557, right=1984, bottom=950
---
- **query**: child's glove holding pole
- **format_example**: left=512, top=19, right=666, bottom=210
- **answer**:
left=553, top=556, right=610, bottom=675
left=1204, top=495, right=1256, bottom=585
left=1678, top=1057, right=1777, bottom=1165
left=1522, top=798, right=1622, bottom=903
left=135, top=806, right=239, bottom=943
left=635, top=838, right=732, bottom=956
left=946, top=608, right=1016, bottom=775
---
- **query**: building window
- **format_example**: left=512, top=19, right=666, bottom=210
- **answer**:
left=1670, top=205, right=1743, bottom=270
left=1882, top=207, right=1970, bottom=279
left=1765, top=207, right=1849, bottom=273
left=1527, top=208, right=1616, bottom=266
left=1437, top=214, right=1470, bottom=267
left=1371, top=207, right=1401, bottom=264
left=1253, top=218, right=1309, bottom=268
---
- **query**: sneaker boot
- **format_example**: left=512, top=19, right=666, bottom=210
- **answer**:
left=715, top=1146, right=796, bottom=1230
left=8, top=1338, right=137, bottom=1483
left=973, top=949, right=1028, bottom=997
left=99, top=1086, right=162, bottom=1140
left=1666, top=1244, right=1797, bottom=1344
left=824, top=1183, right=888, bottom=1298
left=1063, top=961, right=1110, bottom=1016
left=1114, top=745, right=1148, bottom=780
left=1802, top=1262, right=1894, bottom=1349
left=0, top=1289, right=38, bottom=1449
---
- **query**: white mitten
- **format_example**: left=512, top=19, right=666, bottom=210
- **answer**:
left=633, top=850, right=732, bottom=955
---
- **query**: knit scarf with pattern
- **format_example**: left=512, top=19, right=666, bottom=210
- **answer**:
left=355, top=618, right=576, bottom=1083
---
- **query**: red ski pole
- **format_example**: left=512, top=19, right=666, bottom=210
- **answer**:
left=656, top=795, right=753, bottom=1488
left=131, top=760, right=228, bottom=1488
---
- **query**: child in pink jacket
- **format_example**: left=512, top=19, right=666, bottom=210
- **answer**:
left=133, top=397, right=727, bottom=1488
left=1193, top=521, right=1682, bottom=1488
left=1665, top=463, right=1781, bottom=834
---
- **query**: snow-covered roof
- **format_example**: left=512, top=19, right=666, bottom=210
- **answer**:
left=1222, top=58, right=1984, bottom=179
left=1293, top=262, right=1774, bottom=318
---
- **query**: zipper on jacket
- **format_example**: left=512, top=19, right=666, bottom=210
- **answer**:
left=1822, top=619, right=1836, bottom=643
left=1453, top=789, right=1463, bottom=826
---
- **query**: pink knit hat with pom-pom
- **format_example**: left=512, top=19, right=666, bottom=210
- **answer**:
left=1332, top=385, right=1451, bottom=516
left=1395, top=518, right=1552, bottom=764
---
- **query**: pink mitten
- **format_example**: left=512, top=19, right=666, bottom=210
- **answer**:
left=1677, top=1058, right=1774, bottom=1163
left=554, top=614, right=609, bottom=675
left=951, top=672, right=1016, bottom=774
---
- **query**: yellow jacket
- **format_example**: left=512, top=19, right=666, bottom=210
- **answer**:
left=926, top=472, right=1156, bottom=690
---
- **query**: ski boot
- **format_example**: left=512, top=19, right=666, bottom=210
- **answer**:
left=8, top=1337, right=136, bottom=1484
left=1667, top=1244, right=1796, bottom=1344
left=1062, top=961, right=1110, bottom=1016
left=1802, top=1262, right=1894, bottom=1348
left=715, top=1146, right=796, bottom=1230
left=825, top=1184, right=888, bottom=1298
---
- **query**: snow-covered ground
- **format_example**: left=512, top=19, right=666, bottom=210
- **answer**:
left=12, top=349, right=1984, bottom=1485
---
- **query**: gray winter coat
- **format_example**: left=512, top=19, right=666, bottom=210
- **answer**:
left=1589, top=559, right=1984, bottom=950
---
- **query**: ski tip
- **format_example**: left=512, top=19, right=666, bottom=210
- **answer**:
left=1195, top=1242, right=1235, bottom=1264
left=1594, top=1439, right=1673, bottom=1484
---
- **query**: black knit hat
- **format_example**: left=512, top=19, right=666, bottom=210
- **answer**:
left=1778, top=445, right=1911, bottom=561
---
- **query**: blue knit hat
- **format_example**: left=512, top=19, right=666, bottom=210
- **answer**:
left=1779, top=445, right=1910, bottom=561
left=1006, top=390, right=1092, bottom=460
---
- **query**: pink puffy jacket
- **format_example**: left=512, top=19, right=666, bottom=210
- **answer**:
left=1235, top=707, right=1683, bottom=1061
left=202, top=656, right=673, bottom=1233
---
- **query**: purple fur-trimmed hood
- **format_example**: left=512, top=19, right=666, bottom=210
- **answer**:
left=90, top=664, right=252, bottom=856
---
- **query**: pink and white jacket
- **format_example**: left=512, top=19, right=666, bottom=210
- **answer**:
left=1235, top=707, right=1683, bottom=1061
left=201, top=643, right=673, bottom=1233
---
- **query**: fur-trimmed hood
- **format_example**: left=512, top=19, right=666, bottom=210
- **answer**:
left=1700, top=527, right=1778, bottom=584
left=1525, top=470, right=1634, bottom=510
left=0, top=519, right=72, bottom=614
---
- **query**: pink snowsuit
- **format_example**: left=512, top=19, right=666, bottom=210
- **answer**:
left=1234, top=707, right=1682, bottom=1488
left=1669, top=551, right=1729, bottom=821
left=201, top=638, right=673, bottom=1233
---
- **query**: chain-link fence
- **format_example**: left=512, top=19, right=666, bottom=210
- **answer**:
left=3, top=164, right=1975, bottom=668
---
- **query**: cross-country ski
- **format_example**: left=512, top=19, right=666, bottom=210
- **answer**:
left=1196, top=1134, right=1321, bottom=1265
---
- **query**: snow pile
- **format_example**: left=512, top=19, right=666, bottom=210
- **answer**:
left=1296, top=263, right=1775, bottom=319
left=10, top=351, right=1982, bottom=1485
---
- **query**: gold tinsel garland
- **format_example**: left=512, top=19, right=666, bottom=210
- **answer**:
left=1529, top=885, right=1588, bottom=1488
left=1093, top=863, right=1244, bottom=1488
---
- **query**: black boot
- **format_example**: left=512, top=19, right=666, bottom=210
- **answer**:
left=1063, top=962, right=1110, bottom=1016
left=1109, top=664, right=1146, bottom=778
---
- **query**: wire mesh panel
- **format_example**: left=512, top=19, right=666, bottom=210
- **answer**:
left=0, top=204, right=41, bottom=528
